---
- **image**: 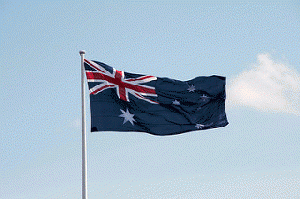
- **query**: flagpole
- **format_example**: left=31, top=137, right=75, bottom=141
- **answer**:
left=80, top=50, right=88, bottom=199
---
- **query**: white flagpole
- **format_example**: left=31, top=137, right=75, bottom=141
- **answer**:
left=79, top=50, right=88, bottom=199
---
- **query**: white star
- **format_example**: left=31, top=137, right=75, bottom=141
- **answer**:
left=195, top=124, right=205, bottom=129
left=119, top=109, right=135, bottom=126
left=172, top=99, right=180, bottom=105
left=187, top=85, right=196, bottom=92
left=201, top=94, right=210, bottom=102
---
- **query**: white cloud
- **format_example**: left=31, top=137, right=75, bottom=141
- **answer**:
left=227, top=54, right=300, bottom=115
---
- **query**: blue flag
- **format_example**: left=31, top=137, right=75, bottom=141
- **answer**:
left=84, top=59, right=228, bottom=136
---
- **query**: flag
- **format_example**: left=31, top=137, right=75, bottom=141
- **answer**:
left=84, top=59, right=228, bottom=136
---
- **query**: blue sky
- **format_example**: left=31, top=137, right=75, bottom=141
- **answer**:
left=1, top=1, right=300, bottom=198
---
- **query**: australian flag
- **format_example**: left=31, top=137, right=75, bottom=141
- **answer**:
left=84, top=59, right=228, bottom=136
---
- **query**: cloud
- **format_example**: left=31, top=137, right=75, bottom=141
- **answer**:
left=227, top=54, right=300, bottom=115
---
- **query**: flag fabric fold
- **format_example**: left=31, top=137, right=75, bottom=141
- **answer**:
left=84, top=59, right=228, bottom=136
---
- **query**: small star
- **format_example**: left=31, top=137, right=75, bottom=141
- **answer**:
left=172, top=99, right=180, bottom=105
left=195, top=124, right=205, bottom=129
left=201, top=94, right=210, bottom=102
left=187, top=85, right=196, bottom=92
left=119, top=109, right=135, bottom=126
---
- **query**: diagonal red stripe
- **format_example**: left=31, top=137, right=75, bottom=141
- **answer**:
left=84, top=59, right=106, bottom=73
left=126, top=75, right=155, bottom=82
left=90, top=84, right=115, bottom=95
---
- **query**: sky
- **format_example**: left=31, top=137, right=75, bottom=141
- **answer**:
left=1, top=1, right=300, bottom=198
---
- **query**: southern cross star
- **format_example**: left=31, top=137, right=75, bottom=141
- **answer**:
left=200, top=94, right=210, bottom=102
left=119, top=109, right=136, bottom=125
left=172, top=99, right=180, bottom=105
left=195, top=124, right=205, bottom=129
left=187, top=84, right=196, bottom=92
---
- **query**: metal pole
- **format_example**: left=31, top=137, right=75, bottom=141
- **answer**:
left=79, top=50, right=87, bottom=199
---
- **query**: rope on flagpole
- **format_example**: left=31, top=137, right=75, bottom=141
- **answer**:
left=80, top=50, right=88, bottom=199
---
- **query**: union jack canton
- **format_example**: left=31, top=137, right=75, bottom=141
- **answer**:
left=85, top=59, right=158, bottom=104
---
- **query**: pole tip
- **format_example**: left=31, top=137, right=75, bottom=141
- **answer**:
left=79, top=50, right=86, bottom=55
